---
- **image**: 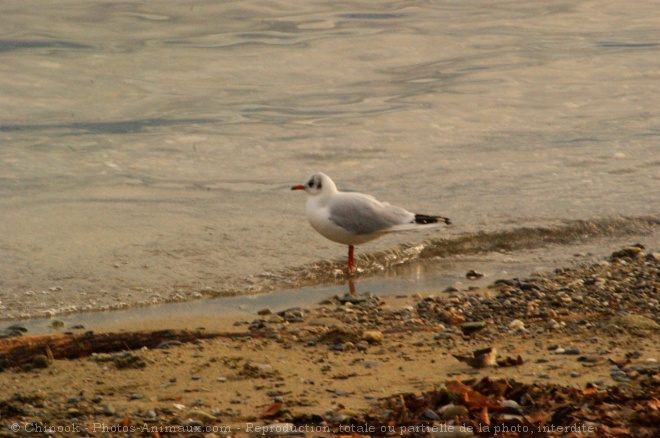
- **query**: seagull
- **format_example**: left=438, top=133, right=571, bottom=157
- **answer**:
left=291, top=172, right=451, bottom=272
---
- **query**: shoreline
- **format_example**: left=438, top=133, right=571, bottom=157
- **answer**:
left=0, top=244, right=658, bottom=437
left=2, top=216, right=657, bottom=323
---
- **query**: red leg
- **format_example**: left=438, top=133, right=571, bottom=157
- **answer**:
left=347, top=245, right=355, bottom=272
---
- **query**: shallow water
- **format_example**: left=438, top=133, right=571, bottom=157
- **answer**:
left=0, top=0, right=658, bottom=320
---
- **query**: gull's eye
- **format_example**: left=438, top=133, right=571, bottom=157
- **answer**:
left=307, top=180, right=314, bottom=187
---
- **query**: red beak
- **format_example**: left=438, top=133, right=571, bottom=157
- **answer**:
left=291, top=185, right=305, bottom=190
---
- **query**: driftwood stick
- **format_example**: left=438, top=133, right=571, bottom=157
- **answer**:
left=0, top=329, right=266, bottom=370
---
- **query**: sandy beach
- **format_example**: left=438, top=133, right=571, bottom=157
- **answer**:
left=0, top=244, right=658, bottom=437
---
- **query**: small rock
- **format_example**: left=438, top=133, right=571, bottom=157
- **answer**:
left=187, top=410, right=217, bottom=422
left=466, top=270, right=484, bottom=280
left=460, top=321, right=487, bottom=335
left=611, top=247, right=643, bottom=259
left=508, top=319, right=525, bottom=330
left=32, top=355, right=51, bottom=369
left=423, top=408, right=441, bottom=420
left=257, top=308, right=273, bottom=316
left=330, top=343, right=346, bottom=351
left=6, top=323, right=28, bottom=333
left=102, top=404, right=116, bottom=416
left=362, top=330, right=383, bottom=344
left=157, top=340, right=183, bottom=349
left=611, top=367, right=628, bottom=381
left=611, top=314, right=660, bottom=333
left=501, top=400, right=521, bottom=412
left=438, top=403, right=469, bottom=420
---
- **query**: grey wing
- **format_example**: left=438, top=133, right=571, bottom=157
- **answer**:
left=328, top=193, right=414, bottom=235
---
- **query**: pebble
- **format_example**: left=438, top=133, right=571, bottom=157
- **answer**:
left=6, top=323, right=28, bottom=333
left=362, top=330, right=384, bottom=344
left=330, top=343, right=346, bottom=351
left=423, top=408, right=441, bottom=420
left=157, top=340, right=183, bottom=349
left=32, top=355, right=51, bottom=369
left=466, top=270, right=484, bottom=280
left=438, top=403, right=469, bottom=420
left=508, top=319, right=525, bottom=330
left=102, top=404, right=116, bottom=415
left=610, top=367, right=628, bottom=381
left=356, top=341, right=369, bottom=351
left=501, top=400, right=521, bottom=412
left=611, top=247, right=643, bottom=259
left=460, top=321, right=487, bottom=335
left=187, top=410, right=217, bottom=422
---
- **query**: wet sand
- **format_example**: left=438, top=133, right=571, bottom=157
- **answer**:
left=1, top=244, right=658, bottom=437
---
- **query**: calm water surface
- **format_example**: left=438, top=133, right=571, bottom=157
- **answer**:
left=0, top=0, right=658, bottom=319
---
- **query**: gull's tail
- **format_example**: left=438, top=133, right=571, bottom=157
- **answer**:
left=386, top=214, right=452, bottom=233
left=414, top=214, right=452, bottom=226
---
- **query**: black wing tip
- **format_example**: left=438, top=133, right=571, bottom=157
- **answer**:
left=414, top=214, right=452, bottom=226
